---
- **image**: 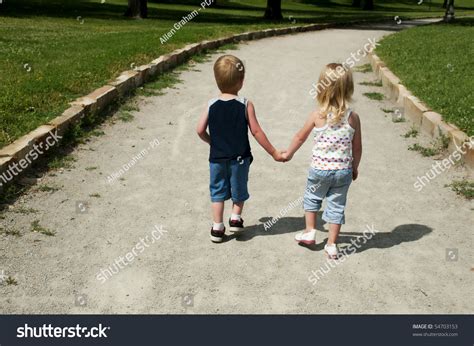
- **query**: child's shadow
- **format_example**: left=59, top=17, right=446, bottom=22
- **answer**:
left=229, top=215, right=432, bottom=254
left=228, top=214, right=325, bottom=250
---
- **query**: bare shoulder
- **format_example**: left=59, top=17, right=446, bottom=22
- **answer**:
left=348, top=110, right=361, bottom=129
left=313, top=110, right=326, bottom=127
left=246, top=99, right=254, bottom=106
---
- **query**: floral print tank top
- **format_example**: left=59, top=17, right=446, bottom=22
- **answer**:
left=311, top=109, right=355, bottom=170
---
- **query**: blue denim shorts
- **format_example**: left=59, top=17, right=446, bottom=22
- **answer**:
left=209, top=157, right=250, bottom=203
left=303, top=168, right=352, bottom=224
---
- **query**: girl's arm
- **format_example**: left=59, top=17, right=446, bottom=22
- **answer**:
left=349, top=112, right=362, bottom=180
left=196, top=107, right=211, bottom=144
left=283, top=112, right=316, bottom=161
left=247, top=101, right=283, bottom=161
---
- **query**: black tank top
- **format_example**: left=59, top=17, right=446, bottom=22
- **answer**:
left=208, top=97, right=252, bottom=163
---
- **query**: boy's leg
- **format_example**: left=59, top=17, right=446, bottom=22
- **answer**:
left=231, top=202, right=244, bottom=220
left=212, top=202, right=225, bottom=227
left=228, top=158, right=250, bottom=231
left=209, top=162, right=231, bottom=241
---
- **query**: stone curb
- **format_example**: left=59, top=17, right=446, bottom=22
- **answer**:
left=368, top=52, right=473, bottom=170
left=0, top=20, right=397, bottom=189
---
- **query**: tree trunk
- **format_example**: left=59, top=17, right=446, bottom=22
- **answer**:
left=352, top=0, right=361, bottom=7
left=362, top=0, right=374, bottom=10
left=442, top=0, right=448, bottom=8
left=125, top=0, right=147, bottom=18
left=444, top=0, right=455, bottom=22
left=444, top=0, right=454, bottom=23
left=264, top=0, right=283, bottom=20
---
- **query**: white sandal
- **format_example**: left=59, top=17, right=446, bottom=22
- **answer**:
left=324, top=243, right=339, bottom=259
left=294, top=229, right=316, bottom=245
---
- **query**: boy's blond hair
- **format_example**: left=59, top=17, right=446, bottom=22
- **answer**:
left=214, top=55, right=245, bottom=93
left=317, top=63, right=354, bottom=124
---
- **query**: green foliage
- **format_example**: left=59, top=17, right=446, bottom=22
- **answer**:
left=363, top=92, right=384, bottom=101
left=445, top=180, right=474, bottom=200
left=377, top=18, right=474, bottom=136
left=31, top=220, right=56, bottom=236
left=359, top=80, right=382, bottom=86
left=403, top=126, right=419, bottom=138
left=0, top=0, right=473, bottom=147
left=354, top=64, right=373, bottom=73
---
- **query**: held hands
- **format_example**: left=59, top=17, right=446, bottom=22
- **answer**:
left=281, top=151, right=293, bottom=162
left=272, top=149, right=292, bottom=163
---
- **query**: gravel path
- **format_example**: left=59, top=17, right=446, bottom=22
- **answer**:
left=1, top=20, right=472, bottom=314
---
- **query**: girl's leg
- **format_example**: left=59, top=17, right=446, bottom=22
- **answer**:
left=327, top=223, right=342, bottom=245
left=212, top=202, right=224, bottom=225
left=305, top=211, right=317, bottom=232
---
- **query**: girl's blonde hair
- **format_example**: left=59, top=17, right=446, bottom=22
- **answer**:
left=316, top=63, right=354, bottom=124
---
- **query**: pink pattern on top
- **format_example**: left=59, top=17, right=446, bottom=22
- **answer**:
left=311, top=109, right=355, bottom=170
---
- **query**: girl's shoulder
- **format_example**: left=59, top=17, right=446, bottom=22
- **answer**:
left=347, top=110, right=360, bottom=130
left=312, top=110, right=327, bottom=128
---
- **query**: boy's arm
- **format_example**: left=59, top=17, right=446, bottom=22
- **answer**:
left=349, top=112, right=362, bottom=180
left=196, top=107, right=211, bottom=145
left=284, top=112, right=316, bottom=160
left=247, top=101, right=282, bottom=161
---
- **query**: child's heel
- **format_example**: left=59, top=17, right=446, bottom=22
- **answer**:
left=294, top=229, right=316, bottom=245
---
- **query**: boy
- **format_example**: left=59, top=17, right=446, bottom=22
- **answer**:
left=196, top=55, right=285, bottom=243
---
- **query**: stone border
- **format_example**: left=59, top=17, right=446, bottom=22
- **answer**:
left=368, top=52, right=473, bottom=170
left=0, top=23, right=340, bottom=189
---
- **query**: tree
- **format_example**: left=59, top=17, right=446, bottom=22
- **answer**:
left=125, top=0, right=148, bottom=19
left=362, top=0, right=374, bottom=10
left=352, top=0, right=373, bottom=10
left=264, top=0, right=282, bottom=20
left=444, top=0, right=455, bottom=22
left=442, top=0, right=448, bottom=8
left=352, top=0, right=361, bottom=7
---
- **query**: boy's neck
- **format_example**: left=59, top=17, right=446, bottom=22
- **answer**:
left=220, top=92, right=239, bottom=99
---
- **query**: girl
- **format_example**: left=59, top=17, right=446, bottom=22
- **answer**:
left=282, top=63, right=362, bottom=259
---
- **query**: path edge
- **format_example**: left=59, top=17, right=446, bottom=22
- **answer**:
left=368, top=52, right=474, bottom=170
left=0, top=22, right=340, bottom=191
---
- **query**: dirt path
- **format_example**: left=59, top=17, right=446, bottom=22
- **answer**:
left=1, top=20, right=472, bottom=314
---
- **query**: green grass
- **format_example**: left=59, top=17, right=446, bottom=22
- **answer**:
left=31, top=220, right=56, bottom=236
left=376, top=18, right=474, bottom=136
left=363, top=92, right=384, bottom=101
left=37, top=184, right=61, bottom=193
left=0, top=227, right=21, bottom=237
left=0, top=0, right=473, bottom=148
left=403, top=126, right=419, bottom=138
left=408, top=134, right=450, bottom=156
left=359, top=80, right=382, bottom=87
left=446, top=180, right=474, bottom=199
left=4, top=276, right=18, bottom=286
left=48, top=155, right=77, bottom=170
left=354, top=63, right=373, bottom=73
